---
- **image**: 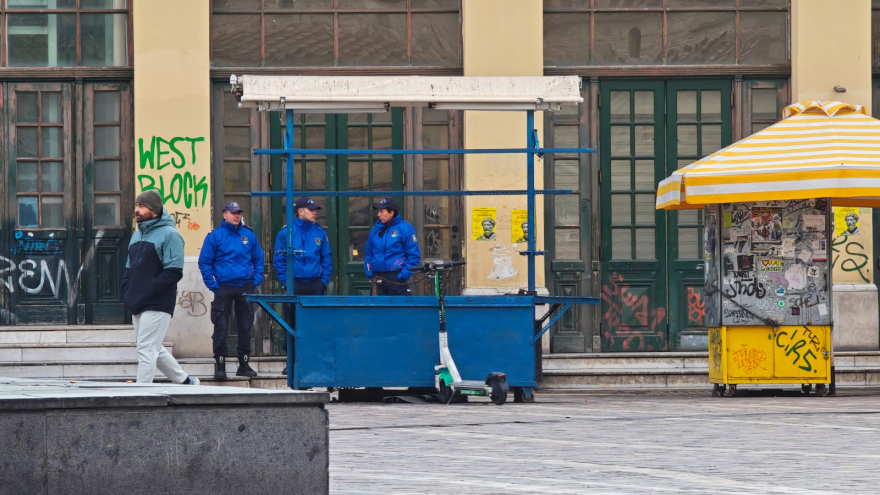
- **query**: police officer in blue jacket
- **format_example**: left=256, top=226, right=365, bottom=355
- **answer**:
left=364, top=197, right=421, bottom=296
left=273, top=197, right=332, bottom=375
left=198, top=201, right=265, bottom=380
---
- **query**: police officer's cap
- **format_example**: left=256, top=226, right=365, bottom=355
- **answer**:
left=294, top=197, right=321, bottom=210
left=222, top=201, right=243, bottom=213
left=372, top=197, right=399, bottom=211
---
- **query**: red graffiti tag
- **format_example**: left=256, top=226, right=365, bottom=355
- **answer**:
left=687, top=287, right=706, bottom=325
left=732, top=347, right=768, bottom=374
left=602, top=274, right=667, bottom=351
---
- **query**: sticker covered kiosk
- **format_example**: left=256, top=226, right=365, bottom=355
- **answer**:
left=654, top=99, right=880, bottom=397
left=703, top=200, right=833, bottom=396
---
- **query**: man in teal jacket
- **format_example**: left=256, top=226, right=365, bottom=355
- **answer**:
left=199, top=201, right=265, bottom=380
left=124, top=189, right=199, bottom=385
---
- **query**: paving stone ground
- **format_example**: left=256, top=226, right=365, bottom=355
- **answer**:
left=328, top=388, right=880, bottom=494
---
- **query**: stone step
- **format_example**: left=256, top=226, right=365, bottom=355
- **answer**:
left=539, top=366, right=880, bottom=391
left=0, top=356, right=286, bottom=380
left=0, top=342, right=172, bottom=363
left=542, top=351, right=880, bottom=371
left=0, top=325, right=135, bottom=344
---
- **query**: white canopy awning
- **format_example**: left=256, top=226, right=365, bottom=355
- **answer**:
left=231, top=75, right=582, bottom=113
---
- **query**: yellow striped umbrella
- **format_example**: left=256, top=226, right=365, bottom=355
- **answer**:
left=656, top=100, right=880, bottom=210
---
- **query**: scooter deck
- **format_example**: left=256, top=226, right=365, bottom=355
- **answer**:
left=452, top=380, right=489, bottom=389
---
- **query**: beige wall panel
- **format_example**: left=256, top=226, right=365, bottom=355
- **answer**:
left=133, top=0, right=212, bottom=255
left=134, top=0, right=213, bottom=357
left=462, top=0, right=547, bottom=291
left=792, top=0, right=871, bottom=107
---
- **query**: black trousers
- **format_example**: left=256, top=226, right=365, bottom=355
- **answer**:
left=372, top=271, right=411, bottom=296
left=211, top=283, right=256, bottom=357
left=282, top=279, right=326, bottom=354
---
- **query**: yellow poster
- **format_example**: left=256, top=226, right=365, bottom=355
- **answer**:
left=512, top=209, right=529, bottom=243
left=834, top=207, right=860, bottom=237
left=472, top=207, right=497, bottom=241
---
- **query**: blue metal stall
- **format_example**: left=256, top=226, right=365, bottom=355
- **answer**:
left=233, top=75, right=599, bottom=401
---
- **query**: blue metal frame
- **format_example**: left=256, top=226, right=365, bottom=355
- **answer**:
left=249, top=108, right=600, bottom=389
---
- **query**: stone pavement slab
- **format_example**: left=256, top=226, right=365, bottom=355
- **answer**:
left=328, top=389, right=880, bottom=494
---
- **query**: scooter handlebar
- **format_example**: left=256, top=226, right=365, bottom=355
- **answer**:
left=412, top=260, right=467, bottom=273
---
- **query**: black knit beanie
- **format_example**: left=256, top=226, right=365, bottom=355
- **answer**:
left=135, top=189, right=163, bottom=215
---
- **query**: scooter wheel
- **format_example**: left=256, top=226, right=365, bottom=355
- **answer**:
left=488, top=376, right=509, bottom=406
left=438, top=380, right=454, bottom=404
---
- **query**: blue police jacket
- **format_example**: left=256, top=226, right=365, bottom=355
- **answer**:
left=273, top=217, right=332, bottom=287
left=198, top=220, right=265, bottom=292
left=364, top=215, right=421, bottom=280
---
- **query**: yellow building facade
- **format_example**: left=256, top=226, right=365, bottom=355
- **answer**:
left=1, top=0, right=877, bottom=362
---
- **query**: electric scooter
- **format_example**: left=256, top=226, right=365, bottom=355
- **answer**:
left=416, top=260, right=509, bottom=406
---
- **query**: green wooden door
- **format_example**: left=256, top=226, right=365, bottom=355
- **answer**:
left=6, top=83, right=79, bottom=324
left=269, top=110, right=404, bottom=296
left=337, top=111, right=404, bottom=295
left=666, top=80, right=732, bottom=350
left=600, top=79, right=733, bottom=352
left=600, top=81, right=668, bottom=351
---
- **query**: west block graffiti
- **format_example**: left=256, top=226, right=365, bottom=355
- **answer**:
left=137, top=135, right=209, bottom=208
left=602, top=274, right=667, bottom=351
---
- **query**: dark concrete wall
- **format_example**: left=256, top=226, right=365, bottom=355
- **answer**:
left=1, top=404, right=329, bottom=494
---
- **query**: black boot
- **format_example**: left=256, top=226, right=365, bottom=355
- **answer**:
left=237, top=354, right=257, bottom=377
left=214, top=355, right=227, bottom=380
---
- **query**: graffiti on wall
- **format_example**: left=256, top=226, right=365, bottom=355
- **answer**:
left=686, top=286, right=706, bottom=325
left=137, top=136, right=208, bottom=208
left=602, top=273, right=667, bottom=351
left=731, top=346, right=769, bottom=374
left=831, top=235, right=870, bottom=284
left=0, top=256, right=81, bottom=299
left=177, top=290, right=208, bottom=317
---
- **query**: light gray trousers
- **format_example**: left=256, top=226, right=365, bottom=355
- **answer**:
left=133, top=310, right=188, bottom=384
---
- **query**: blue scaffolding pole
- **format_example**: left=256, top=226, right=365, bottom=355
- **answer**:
left=250, top=108, right=598, bottom=389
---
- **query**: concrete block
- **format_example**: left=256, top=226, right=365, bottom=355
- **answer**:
left=853, top=355, right=880, bottom=367
left=0, top=412, right=47, bottom=494
left=66, top=329, right=136, bottom=343
left=20, top=345, right=137, bottom=362
left=42, top=406, right=328, bottom=494
left=666, top=373, right=710, bottom=388
left=832, top=284, right=880, bottom=351
left=0, top=348, right=23, bottom=361
left=0, top=330, right=65, bottom=344
left=865, top=372, right=880, bottom=386
left=682, top=357, right=709, bottom=369
left=63, top=363, right=139, bottom=378
left=833, top=355, right=857, bottom=367
left=835, top=371, right=867, bottom=386
left=0, top=364, right=65, bottom=378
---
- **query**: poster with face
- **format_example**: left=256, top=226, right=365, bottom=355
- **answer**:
left=512, top=209, right=528, bottom=243
left=472, top=207, right=497, bottom=241
left=834, top=206, right=860, bottom=237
